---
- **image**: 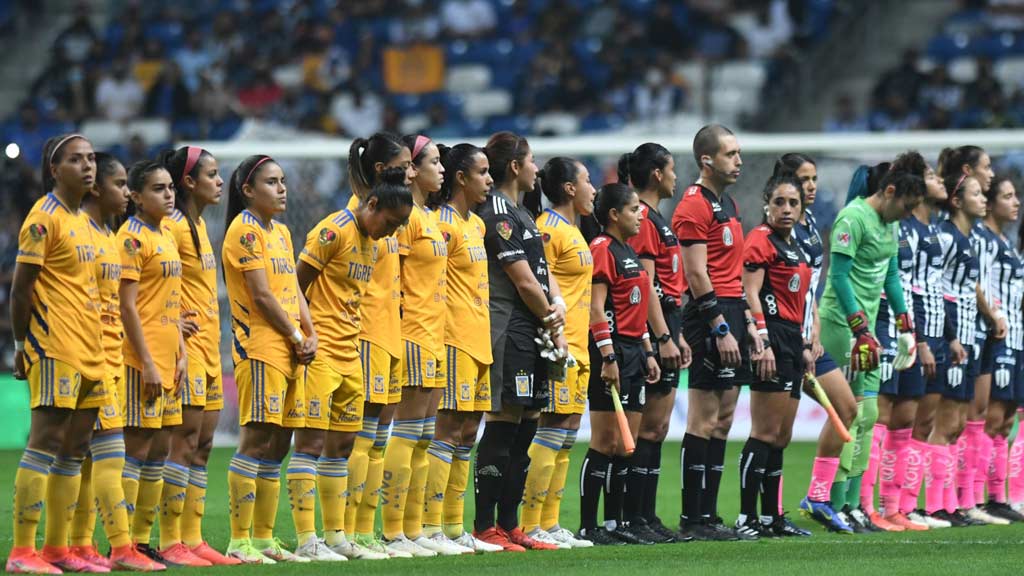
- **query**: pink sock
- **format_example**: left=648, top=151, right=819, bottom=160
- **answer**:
left=988, top=435, right=1009, bottom=504
left=945, top=444, right=960, bottom=513
left=778, top=474, right=784, bottom=516
left=880, top=428, right=911, bottom=515
left=974, top=429, right=993, bottom=505
left=860, top=424, right=887, bottom=514
left=1010, top=434, right=1024, bottom=504
left=956, top=433, right=976, bottom=510
left=925, top=443, right=949, bottom=515
left=808, top=457, right=840, bottom=502
left=900, top=438, right=929, bottom=514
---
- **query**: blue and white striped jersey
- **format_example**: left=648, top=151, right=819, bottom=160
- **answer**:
left=971, top=221, right=1000, bottom=341
left=939, top=219, right=981, bottom=345
left=906, top=216, right=945, bottom=339
left=793, top=209, right=824, bottom=341
left=879, top=219, right=917, bottom=341
left=986, top=229, right=1024, bottom=351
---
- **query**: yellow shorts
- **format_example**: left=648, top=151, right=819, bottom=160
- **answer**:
left=304, top=357, right=364, bottom=432
left=545, top=362, right=590, bottom=415
left=205, top=369, right=224, bottom=411
left=439, top=346, right=491, bottom=412
left=360, top=340, right=402, bottom=405
left=162, top=387, right=183, bottom=427
left=404, top=340, right=444, bottom=389
left=181, top=356, right=207, bottom=408
left=235, top=359, right=305, bottom=428
left=95, top=373, right=124, bottom=431
left=123, top=365, right=169, bottom=429
left=28, top=357, right=105, bottom=411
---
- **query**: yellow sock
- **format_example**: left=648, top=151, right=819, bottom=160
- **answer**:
left=13, top=449, right=55, bottom=548
left=253, top=460, right=281, bottom=541
left=318, top=456, right=349, bottom=533
left=44, top=455, right=85, bottom=548
left=286, top=452, right=317, bottom=542
left=227, top=454, right=259, bottom=540
left=70, top=457, right=96, bottom=547
left=442, top=445, right=472, bottom=539
left=91, top=435, right=131, bottom=548
left=403, top=417, right=433, bottom=538
left=158, top=462, right=189, bottom=549
left=131, top=461, right=164, bottom=546
left=423, top=441, right=455, bottom=534
left=356, top=423, right=389, bottom=536
left=541, top=432, right=575, bottom=531
left=381, top=419, right=420, bottom=539
left=520, top=428, right=566, bottom=532
left=180, top=466, right=208, bottom=547
left=345, top=419, right=375, bottom=533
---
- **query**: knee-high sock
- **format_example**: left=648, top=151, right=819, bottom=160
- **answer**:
left=974, top=430, right=993, bottom=505
left=762, top=448, right=784, bottom=520
left=497, top=419, right=537, bottom=531
left=520, top=427, right=567, bottom=532
left=121, top=457, right=141, bottom=530
left=639, top=438, right=662, bottom=522
left=848, top=396, right=878, bottom=508
left=158, top=461, right=190, bottom=549
left=381, top=418, right=422, bottom=539
left=957, top=424, right=982, bottom=509
left=131, top=461, right=164, bottom=545
left=90, top=434, right=130, bottom=549
left=879, top=427, right=910, bottom=515
left=924, top=443, right=950, bottom=515
left=807, top=457, right=839, bottom=502
left=345, top=417, right=376, bottom=534
left=70, top=457, right=96, bottom=547
left=253, top=459, right=282, bottom=541
left=443, top=445, right=472, bottom=539
left=1010, top=428, right=1024, bottom=504
left=681, top=433, right=708, bottom=523
left=704, top=437, right=727, bottom=519
left=474, top=420, right=516, bottom=533
left=44, top=455, right=85, bottom=549
left=738, top=438, right=771, bottom=521
left=623, top=440, right=650, bottom=524
left=945, top=444, right=960, bottom=513
left=579, top=448, right=610, bottom=532
left=988, top=435, right=1009, bottom=504
left=423, top=440, right=456, bottom=534
left=227, top=454, right=259, bottom=540
left=604, top=455, right=628, bottom=528
left=181, top=466, right=208, bottom=547
left=862, top=424, right=887, bottom=514
left=404, top=417, right=434, bottom=538
left=834, top=399, right=862, bottom=509
left=13, top=449, right=55, bottom=549
left=286, top=452, right=318, bottom=542
left=899, top=438, right=929, bottom=515
left=318, top=457, right=349, bottom=538
left=541, top=430, right=576, bottom=531
left=356, top=421, right=390, bottom=536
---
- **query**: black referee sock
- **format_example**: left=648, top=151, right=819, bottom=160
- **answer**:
left=625, top=440, right=650, bottom=523
left=762, top=447, right=785, bottom=520
left=704, top=437, right=728, bottom=520
left=473, top=420, right=517, bottom=532
left=497, top=418, right=537, bottom=530
left=605, top=455, right=628, bottom=527
left=580, top=448, right=611, bottom=532
left=738, top=437, right=772, bottom=520
left=681, top=433, right=708, bottom=525
left=639, top=439, right=662, bottom=522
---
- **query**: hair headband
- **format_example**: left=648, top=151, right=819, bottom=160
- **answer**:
left=49, top=134, right=86, bottom=165
left=243, top=156, right=273, bottom=187
left=412, top=135, right=431, bottom=161
left=954, top=173, right=969, bottom=195
left=183, top=146, right=203, bottom=180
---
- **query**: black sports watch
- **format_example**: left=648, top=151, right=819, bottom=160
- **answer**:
left=602, top=353, right=617, bottom=365
left=711, top=320, right=730, bottom=337
left=656, top=333, right=672, bottom=345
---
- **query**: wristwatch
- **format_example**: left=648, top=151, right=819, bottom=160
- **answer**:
left=656, top=333, right=672, bottom=345
left=645, top=350, right=657, bottom=359
left=602, top=353, right=617, bottom=365
left=711, top=320, right=730, bottom=337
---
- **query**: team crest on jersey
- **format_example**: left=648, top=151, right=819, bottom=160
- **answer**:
left=123, top=237, right=142, bottom=255
left=425, top=359, right=436, bottom=379
left=58, top=376, right=72, bottom=397
left=27, top=223, right=46, bottom=242
left=374, top=375, right=386, bottom=395
left=515, top=372, right=531, bottom=397
left=629, top=286, right=642, bottom=304
left=542, top=232, right=551, bottom=243
left=318, top=228, right=337, bottom=246
left=194, top=375, right=204, bottom=396
left=268, top=394, right=281, bottom=414
left=788, top=273, right=802, bottom=292
left=837, top=232, right=850, bottom=247
left=240, top=232, right=257, bottom=254
left=496, top=221, right=513, bottom=240
left=723, top=227, right=734, bottom=246
left=308, top=397, right=321, bottom=418
left=460, top=380, right=472, bottom=402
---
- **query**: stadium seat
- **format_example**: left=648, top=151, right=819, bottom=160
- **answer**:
left=128, top=119, right=171, bottom=147
left=712, top=60, right=766, bottom=93
left=947, top=56, right=978, bottom=83
left=446, top=65, right=492, bottom=93
left=462, top=90, right=513, bottom=119
left=533, top=112, right=580, bottom=136
left=79, top=120, right=125, bottom=148
left=994, top=56, right=1024, bottom=93
left=399, top=113, right=430, bottom=135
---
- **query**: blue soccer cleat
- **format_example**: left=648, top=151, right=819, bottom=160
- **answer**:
left=799, top=497, right=853, bottom=534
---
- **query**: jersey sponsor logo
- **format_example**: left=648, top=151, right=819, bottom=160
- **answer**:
left=28, top=223, right=46, bottom=242
left=788, top=273, right=802, bottom=293
left=496, top=221, right=513, bottom=240
left=629, top=285, right=642, bottom=305
left=672, top=253, right=679, bottom=273
left=497, top=249, right=524, bottom=259
left=723, top=227, right=734, bottom=246
left=240, top=232, right=257, bottom=254
left=123, top=237, right=142, bottom=255
left=837, top=232, right=850, bottom=247
left=765, top=294, right=778, bottom=316
left=523, top=229, right=534, bottom=240
left=318, top=228, right=337, bottom=246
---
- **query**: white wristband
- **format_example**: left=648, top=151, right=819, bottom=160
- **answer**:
left=552, top=296, right=566, bottom=310
left=289, top=329, right=304, bottom=344
left=14, top=340, right=25, bottom=352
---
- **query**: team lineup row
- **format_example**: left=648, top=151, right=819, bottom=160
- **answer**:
left=6, top=126, right=1024, bottom=574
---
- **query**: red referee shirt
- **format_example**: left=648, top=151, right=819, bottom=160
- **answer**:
left=671, top=184, right=744, bottom=298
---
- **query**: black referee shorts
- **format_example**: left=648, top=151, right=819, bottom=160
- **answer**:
left=588, top=339, right=646, bottom=413
left=683, top=297, right=754, bottom=390
left=750, top=319, right=804, bottom=398
left=649, top=299, right=683, bottom=396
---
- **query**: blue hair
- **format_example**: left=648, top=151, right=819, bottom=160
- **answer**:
left=845, top=165, right=870, bottom=206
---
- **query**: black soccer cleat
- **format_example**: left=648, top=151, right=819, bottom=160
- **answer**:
left=711, top=516, right=755, bottom=541
left=578, top=527, right=627, bottom=546
left=679, top=520, right=738, bottom=542
left=629, top=518, right=672, bottom=544
left=133, top=544, right=167, bottom=564
left=930, top=509, right=968, bottom=527
left=648, top=517, right=693, bottom=543
left=768, top=514, right=812, bottom=537
left=732, top=518, right=768, bottom=540
left=984, top=500, right=1024, bottom=523
left=611, top=523, right=656, bottom=545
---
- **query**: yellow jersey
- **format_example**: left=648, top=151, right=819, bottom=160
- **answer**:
left=397, top=205, right=447, bottom=353
left=117, top=216, right=183, bottom=388
left=537, top=208, right=593, bottom=360
left=347, top=195, right=401, bottom=357
left=299, top=208, right=375, bottom=372
left=163, top=210, right=222, bottom=377
left=90, top=217, right=123, bottom=378
left=437, top=204, right=491, bottom=363
left=222, top=209, right=301, bottom=377
left=17, top=193, right=104, bottom=381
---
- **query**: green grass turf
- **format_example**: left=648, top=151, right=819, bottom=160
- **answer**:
left=2, top=441, right=1023, bottom=575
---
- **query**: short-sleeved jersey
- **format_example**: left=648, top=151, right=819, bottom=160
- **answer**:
left=906, top=216, right=945, bottom=339
left=396, top=205, right=448, bottom=354
left=820, top=197, right=898, bottom=325
left=438, top=205, right=491, bottom=363
left=477, top=192, right=551, bottom=339
left=90, top=218, right=123, bottom=377
left=879, top=220, right=918, bottom=340
left=591, top=234, right=649, bottom=340
left=117, top=216, right=182, bottom=387
left=163, top=211, right=221, bottom=376
left=671, top=184, right=744, bottom=298
left=743, top=225, right=811, bottom=326
left=630, top=200, right=684, bottom=302
left=223, top=209, right=301, bottom=376
left=16, top=193, right=104, bottom=381
left=985, top=229, right=1024, bottom=350
left=972, top=223, right=1001, bottom=340
left=793, top=209, right=825, bottom=339
left=538, top=208, right=593, bottom=360
left=938, top=218, right=980, bottom=345
left=346, top=195, right=401, bottom=357
left=299, top=209, right=376, bottom=371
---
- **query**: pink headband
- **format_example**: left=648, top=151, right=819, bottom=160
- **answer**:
left=243, top=156, right=272, bottom=186
left=412, top=135, right=431, bottom=160
left=182, top=146, right=203, bottom=179
left=954, top=173, right=969, bottom=194
left=49, top=134, right=86, bottom=165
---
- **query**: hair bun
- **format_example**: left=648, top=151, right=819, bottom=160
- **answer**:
left=379, top=166, right=407, bottom=186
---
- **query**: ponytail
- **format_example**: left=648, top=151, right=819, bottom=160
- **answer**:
left=349, top=132, right=406, bottom=193
left=225, top=154, right=273, bottom=229
left=159, top=146, right=213, bottom=257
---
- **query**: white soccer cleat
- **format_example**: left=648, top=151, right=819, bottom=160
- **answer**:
left=295, top=535, right=347, bottom=562
left=526, top=528, right=572, bottom=549
left=255, top=538, right=310, bottom=563
left=384, top=536, right=437, bottom=558
left=967, top=507, right=1010, bottom=525
left=908, top=510, right=951, bottom=529
left=451, top=531, right=500, bottom=553
left=413, top=534, right=469, bottom=556
left=545, top=527, right=595, bottom=548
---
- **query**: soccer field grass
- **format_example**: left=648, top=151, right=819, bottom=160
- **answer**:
left=1, top=441, right=1022, bottom=575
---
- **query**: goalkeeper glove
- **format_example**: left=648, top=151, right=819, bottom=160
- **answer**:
left=847, top=310, right=880, bottom=372
left=893, top=311, right=917, bottom=370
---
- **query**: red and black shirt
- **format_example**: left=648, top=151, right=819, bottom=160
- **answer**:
left=743, top=224, right=811, bottom=326
left=591, top=234, right=650, bottom=340
left=629, top=200, right=685, bottom=303
left=671, top=184, right=744, bottom=298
